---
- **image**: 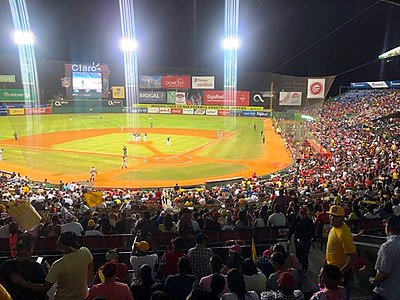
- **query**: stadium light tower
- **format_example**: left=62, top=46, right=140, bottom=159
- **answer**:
left=222, top=37, right=240, bottom=50
left=119, top=38, right=139, bottom=52
left=13, top=30, right=34, bottom=45
left=378, top=45, right=400, bottom=60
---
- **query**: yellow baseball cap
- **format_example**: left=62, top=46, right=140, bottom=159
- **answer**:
left=134, top=241, right=150, bottom=253
left=328, top=205, right=345, bottom=217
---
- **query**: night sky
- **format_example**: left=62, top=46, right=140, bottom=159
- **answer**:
left=0, top=0, right=400, bottom=90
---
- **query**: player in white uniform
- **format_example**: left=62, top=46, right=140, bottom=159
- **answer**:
left=90, top=167, right=97, bottom=181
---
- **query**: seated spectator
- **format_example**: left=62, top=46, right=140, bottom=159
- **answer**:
left=199, top=255, right=228, bottom=295
left=158, top=213, right=176, bottom=233
left=42, top=214, right=61, bottom=237
left=61, top=213, right=84, bottom=236
left=268, top=252, right=301, bottom=291
left=187, top=286, right=219, bottom=300
left=130, top=264, right=154, bottom=300
left=85, top=219, right=103, bottom=236
left=223, top=243, right=244, bottom=272
left=235, top=210, right=249, bottom=228
left=272, top=244, right=301, bottom=272
left=87, top=261, right=132, bottom=300
left=165, top=256, right=197, bottom=300
left=241, top=258, right=267, bottom=295
left=310, top=264, right=348, bottom=300
left=222, top=217, right=235, bottom=230
left=261, top=272, right=304, bottom=300
left=267, top=206, right=286, bottom=227
left=220, top=268, right=259, bottom=300
left=210, top=273, right=227, bottom=298
left=256, top=249, right=275, bottom=278
left=188, top=233, right=213, bottom=279
left=159, top=237, right=186, bottom=280
left=134, top=211, right=158, bottom=239
left=130, top=241, right=158, bottom=280
left=94, top=248, right=129, bottom=284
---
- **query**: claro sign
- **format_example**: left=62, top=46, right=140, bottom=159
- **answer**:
left=162, top=76, right=191, bottom=89
left=71, top=63, right=101, bottom=72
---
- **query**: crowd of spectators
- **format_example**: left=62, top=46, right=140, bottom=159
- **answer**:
left=0, top=89, right=399, bottom=299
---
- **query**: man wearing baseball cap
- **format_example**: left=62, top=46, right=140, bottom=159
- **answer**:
left=326, top=205, right=356, bottom=287
left=369, top=215, right=400, bottom=300
left=130, top=240, right=158, bottom=280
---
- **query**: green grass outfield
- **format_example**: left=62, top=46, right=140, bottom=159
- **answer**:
left=0, top=114, right=267, bottom=183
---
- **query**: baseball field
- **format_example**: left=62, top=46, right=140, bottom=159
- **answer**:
left=0, top=113, right=292, bottom=188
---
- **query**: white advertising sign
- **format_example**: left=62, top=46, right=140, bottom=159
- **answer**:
left=159, top=107, right=171, bottom=114
left=147, top=107, right=160, bottom=114
left=307, top=78, right=325, bottom=98
left=191, top=76, right=215, bottom=89
left=183, top=108, right=194, bottom=115
left=206, top=109, right=218, bottom=116
left=279, top=92, right=302, bottom=106
left=175, top=92, right=186, bottom=104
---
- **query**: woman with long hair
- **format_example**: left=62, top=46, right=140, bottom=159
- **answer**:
left=221, top=268, right=259, bottom=300
left=158, top=213, right=176, bottom=233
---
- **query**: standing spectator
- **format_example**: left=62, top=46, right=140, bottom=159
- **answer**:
left=267, top=206, right=286, bottom=227
left=311, top=264, right=348, bottom=300
left=199, top=255, right=228, bottom=295
left=369, top=215, right=400, bottom=300
left=261, top=272, right=304, bottom=300
left=326, top=205, right=356, bottom=286
left=10, top=231, right=93, bottom=300
left=221, top=268, right=259, bottom=300
left=0, top=234, right=47, bottom=300
left=158, top=213, right=177, bottom=233
left=165, top=257, right=197, bottom=300
left=159, top=237, right=186, bottom=280
left=130, top=241, right=158, bottom=280
left=94, top=248, right=129, bottom=285
left=274, top=188, right=289, bottom=214
left=188, top=232, right=213, bottom=279
left=88, top=261, right=132, bottom=300
left=289, top=207, right=314, bottom=273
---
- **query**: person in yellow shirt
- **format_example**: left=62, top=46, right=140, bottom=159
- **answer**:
left=326, top=205, right=356, bottom=287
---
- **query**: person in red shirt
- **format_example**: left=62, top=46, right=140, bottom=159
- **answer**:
left=93, top=249, right=129, bottom=284
left=159, top=237, right=186, bottom=280
left=88, top=261, right=132, bottom=300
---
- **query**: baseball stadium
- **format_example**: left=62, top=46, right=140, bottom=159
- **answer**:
left=0, top=1, right=400, bottom=300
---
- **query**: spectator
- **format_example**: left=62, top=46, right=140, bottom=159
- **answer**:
left=271, top=244, right=301, bottom=272
left=199, top=255, right=228, bottom=295
left=267, top=206, right=286, bottom=227
left=220, top=268, right=259, bottom=300
left=130, top=264, right=154, bottom=300
left=261, top=272, right=304, bottom=300
left=87, top=261, right=132, bottom=300
left=210, top=273, right=227, bottom=298
left=0, top=234, right=47, bottom=300
left=94, top=248, right=129, bottom=285
left=134, top=211, right=158, bottom=239
left=10, top=231, right=93, bottom=300
left=268, top=252, right=301, bottom=291
left=225, top=243, right=244, bottom=271
left=165, top=256, right=197, bottom=300
left=235, top=210, right=249, bottom=228
left=61, top=213, right=84, bottom=236
left=158, top=213, right=177, bottom=233
left=159, top=237, right=186, bottom=280
left=240, top=258, right=267, bottom=295
left=130, top=241, right=158, bottom=280
left=369, top=215, right=400, bottom=300
left=188, top=232, right=213, bottom=279
left=85, top=219, right=103, bottom=236
left=311, top=264, right=348, bottom=300
left=326, top=205, right=356, bottom=287
left=274, top=188, right=289, bottom=214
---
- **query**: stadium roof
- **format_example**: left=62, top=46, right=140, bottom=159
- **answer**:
left=0, top=0, right=399, bottom=86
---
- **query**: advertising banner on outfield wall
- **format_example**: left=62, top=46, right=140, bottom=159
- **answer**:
left=129, top=107, right=148, bottom=113
left=147, top=107, right=160, bottom=114
left=191, top=76, right=215, bottom=89
left=175, top=92, right=186, bottom=105
left=0, top=89, right=33, bottom=102
left=0, top=109, right=8, bottom=116
left=250, top=91, right=273, bottom=107
left=162, top=76, right=191, bottom=89
left=203, top=91, right=250, bottom=106
left=171, top=108, right=182, bottom=114
left=111, top=86, right=125, bottom=99
left=243, top=111, right=257, bottom=117
left=183, top=108, right=194, bottom=115
left=185, top=90, right=203, bottom=105
left=167, top=91, right=176, bottom=104
left=9, top=108, right=25, bottom=115
left=139, top=76, right=162, bottom=89
left=218, top=110, right=230, bottom=116
left=279, top=92, right=302, bottom=106
left=307, top=79, right=325, bottom=98
left=0, top=75, right=16, bottom=83
left=25, top=107, right=52, bottom=115
left=349, top=80, right=400, bottom=89
left=138, top=91, right=166, bottom=104
left=206, top=109, right=218, bottom=116
left=159, top=107, right=171, bottom=114
left=194, top=108, right=206, bottom=115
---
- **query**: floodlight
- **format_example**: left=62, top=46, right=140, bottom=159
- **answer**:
left=379, top=45, right=400, bottom=60
left=120, top=38, right=139, bottom=52
left=222, top=37, right=240, bottom=50
left=13, top=31, right=34, bottom=45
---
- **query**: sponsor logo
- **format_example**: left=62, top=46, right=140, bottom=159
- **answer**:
left=182, top=108, right=194, bottom=115
left=147, top=107, right=160, bottom=114
left=171, top=109, right=182, bottom=114
left=309, top=82, right=323, bottom=95
left=159, top=108, right=171, bottom=114
left=71, top=62, right=101, bottom=72
left=163, top=76, right=191, bottom=89
left=206, top=109, right=218, bottom=115
left=218, top=110, right=231, bottom=116
left=25, top=107, right=52, bottom=114
left=140, top=92, right=162, bottom=99
left=243, top=111, right=257, bottom=116
left=194, top=109, right=205, bottom=115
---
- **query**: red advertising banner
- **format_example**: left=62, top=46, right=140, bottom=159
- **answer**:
left=203, top=91, right=250, bottom=106
left=25, top=107, right=52, bottom=115
left=218, top=110, right=231, bottom=116
left=171, top=108, right=182, bottom=114
left=162, top=76, right=191, bottom=89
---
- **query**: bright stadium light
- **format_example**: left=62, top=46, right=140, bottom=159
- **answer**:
left=379, top=45, right=400, bottom=60
left=13, top=31, right=34, bottom=45
left=120, top=38, right=139, bottom=52
left=222, top=37, right=240, bottom=50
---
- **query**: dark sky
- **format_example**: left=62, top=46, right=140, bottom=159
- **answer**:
left=1, top=0, right=400, bottom=85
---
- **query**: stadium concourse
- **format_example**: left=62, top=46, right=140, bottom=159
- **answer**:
left=0, top=89, right=399, bottom=299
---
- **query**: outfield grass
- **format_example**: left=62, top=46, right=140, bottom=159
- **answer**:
left=0, top=114, right=267, bottom=183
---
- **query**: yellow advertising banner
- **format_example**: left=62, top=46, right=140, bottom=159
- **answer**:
left=8, top=108, right=25, bottom=115
left=112, top=86, right=125, bottom=99
left=136, top=104, right=266, bottom=111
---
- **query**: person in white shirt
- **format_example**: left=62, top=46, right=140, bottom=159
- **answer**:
left=267, top=206, right=286, bottom=227
left=61, top=214, right=84, bottom=236
left=84, top=219, right=103, bottom=236
left=130, top=241, right=158, bottom=280
left=221, top=268, right=259, bottom=300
